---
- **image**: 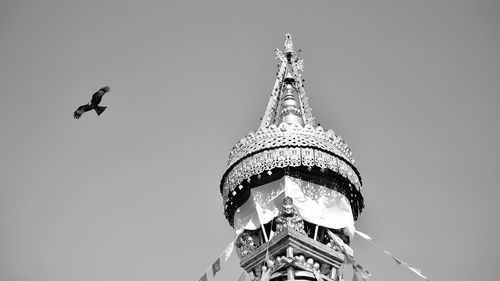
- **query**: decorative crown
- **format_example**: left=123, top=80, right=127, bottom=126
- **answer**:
left=220, top=35, right=364, bottom=227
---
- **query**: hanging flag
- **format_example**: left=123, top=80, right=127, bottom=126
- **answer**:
left=197, top=237, right=239, bottom=280
left=234, top=182, right=284, bottom=234
left=252, top=182, right=285, bottom=228
left=284, top=176, right=355, bottom=231
left=354, top=230, right=371, bottom=240
left=344, top=254, right=370, bottom=281
left=408, top=267, right=428, bottom=280
left=352, top=272, right=359, bottom=281
left=392, top=256, right=402, bottom=265
left=223, top=240, right=235, bottom=262
left=327, top=230, right=370, bottom=281
left=234, top=176, right=355, bottom=237
left=351, top=260, right=370, bottom=280
left=237, top=272, right=248, bottom=281
left=212, top=257, right=221, bottom=277
left=327, top=230, right=354, bottom=257
left=355, top=230, right=429, bottom=280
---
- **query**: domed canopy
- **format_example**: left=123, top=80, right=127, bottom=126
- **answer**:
left=220, top=34, right=364, bottom=228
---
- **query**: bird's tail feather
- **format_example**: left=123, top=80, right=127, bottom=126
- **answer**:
left=94, top=106, right=107, bottom=116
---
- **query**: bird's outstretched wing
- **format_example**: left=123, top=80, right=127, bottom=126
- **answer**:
left=90, top=85, right=110, bottom=106
left=73, top=104, right=93, bottom=119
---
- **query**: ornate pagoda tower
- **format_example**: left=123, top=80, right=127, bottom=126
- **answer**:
left=219, top=35, right=365, bottom=281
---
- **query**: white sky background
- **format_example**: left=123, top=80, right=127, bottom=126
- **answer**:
left=1, top=1, right=499, bottom=281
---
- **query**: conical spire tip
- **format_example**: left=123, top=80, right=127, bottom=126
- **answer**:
left=284, top=33, right=294, bottom=54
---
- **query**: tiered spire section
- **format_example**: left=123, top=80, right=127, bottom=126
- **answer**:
left=219, top=34, right=366, bottom=281
left=260, top=34, right=315, bottom=128
left=221, top=34, right=363, bottom=227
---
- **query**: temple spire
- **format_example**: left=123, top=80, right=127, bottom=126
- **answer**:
left=259, top=34, right=316, bottom=129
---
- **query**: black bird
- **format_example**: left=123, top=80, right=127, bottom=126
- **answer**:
left=73, top=86, right=110, bottom=119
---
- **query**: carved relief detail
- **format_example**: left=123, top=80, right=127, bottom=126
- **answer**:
left=237, top=232, right=257, bottom=257
left=274, top=196, right=306, bottom=235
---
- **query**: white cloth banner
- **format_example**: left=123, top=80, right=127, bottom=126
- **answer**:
left=233, top=194, right=260, bottom=234
left=233, top=181, right=285, bottom=234
left=251, top=179, right=286, bottom=227
left=284, top=176, right=354, bottom=232
left=233, top=176, right=354, bottom=234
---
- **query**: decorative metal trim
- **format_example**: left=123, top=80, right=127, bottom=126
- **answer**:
left=222, top=145, right=361, bottom=200
left=227, top=122, right=355, bottom=168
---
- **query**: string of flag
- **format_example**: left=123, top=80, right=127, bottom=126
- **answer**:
left=355, top=230, right=429, bottom=280
left=327, top=230, right=371, bottom=281
left=198, top=236, right=237, bottom=281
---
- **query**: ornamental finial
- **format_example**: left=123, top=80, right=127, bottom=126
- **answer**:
left=284, top=33, right=294, bottom=54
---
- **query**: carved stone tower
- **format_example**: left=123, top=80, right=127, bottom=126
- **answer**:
left=219, top=35, right=365, bottom=281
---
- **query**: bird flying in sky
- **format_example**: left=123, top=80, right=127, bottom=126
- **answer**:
left=73, top=86, right=111, bottom=119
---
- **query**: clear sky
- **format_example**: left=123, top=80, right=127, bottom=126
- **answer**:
left=1, top=1, right=499, bottom=281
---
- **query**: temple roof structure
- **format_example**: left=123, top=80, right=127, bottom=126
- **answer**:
left=220, top=34, right=364, bottom=227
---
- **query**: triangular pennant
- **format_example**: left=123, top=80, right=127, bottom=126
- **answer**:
left=352, top=271, right=360, bottom=281
left=409, top=267, right=429, bottom=280
left=352, top=260, right=371, bottom=280
left=354, top=271, right=370, bottom=281
left=410, top=267, right=422, bottom=273
left=224, top=240, right=235, bottom=262
left=355, top=230, right=372, bottom=241
left=392, top=256, right=402, bottom=265
left=237, top=272, right=248, bottom=281
left=327, top=229, right=354, bottom=257
left=212, top=257, right=221, bottom=277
